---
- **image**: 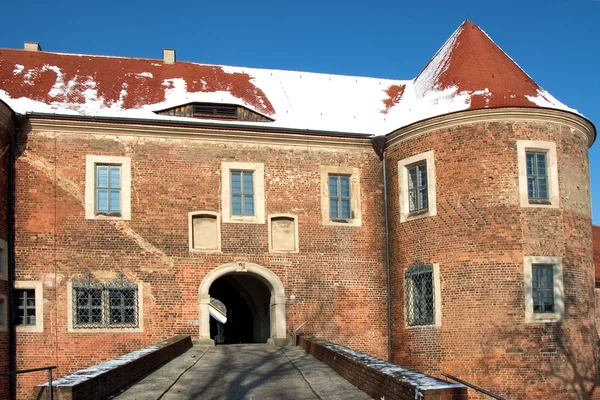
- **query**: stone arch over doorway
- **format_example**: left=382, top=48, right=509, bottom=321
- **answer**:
left=198, top=261, right=288, bottom=346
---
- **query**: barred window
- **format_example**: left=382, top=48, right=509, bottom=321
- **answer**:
left=73, top=276, right=138, bottom=329
left=532, top=264, right=554, bottom=313
left=405, top=263, right=435, bottom=326
left=526, top=151, right=549, bottom=202
left=408, top=163, right=428, bottom=213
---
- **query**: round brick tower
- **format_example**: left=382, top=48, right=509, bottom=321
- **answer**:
left=385, top=21, right=597, bottom=400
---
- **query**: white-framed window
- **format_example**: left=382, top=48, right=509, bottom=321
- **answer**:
left=0, top=294, right=7, bottom=332
left=188, top=211, right=221, bottom=252
left=524, top=256, right=564, bottom=323
left=15, top=281, right=43, bottom=333
left=398, top=151, right=437, bottom=223
left=404, top=262, right=441, bottom=327
left=320, top=166, right=362, bottom=227
left=268, top=214, right=299, bottom=253
left=85, top=155, right=132, bottom=220
left=0, top=239, right=7, bottom=281
left=67, top=278, right=144, bottom=333
left=221, top=162, right=265, bottom=224
left=517, top=141, right=559, bottom=208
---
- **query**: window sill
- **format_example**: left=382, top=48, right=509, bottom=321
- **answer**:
left=16, top=324, right=43, bottom=333
left=91, top=213, right=125, bottom=221
left=189, top=248, right=222, bottom=254
left=402, top=209, right=434, bottom=223
left=527, top=313, right=562, bottom=323
left=405, top=323, right=440, bottom=329
left=68, top=326, right=144, bottom=333
left=223, top=215, right=264, bottom=224
left=324, top=218, right=359, bottom=227
left=528, top=199, right=552, bottom=205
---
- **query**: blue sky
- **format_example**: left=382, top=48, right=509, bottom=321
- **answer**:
left=3, top=0, right=600, bottom=222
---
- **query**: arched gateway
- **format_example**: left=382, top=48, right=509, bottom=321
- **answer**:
left=198, top=261, right=288, bottom=346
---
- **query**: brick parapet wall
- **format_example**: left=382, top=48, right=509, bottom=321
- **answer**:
left=386, top=116, right=596, bottom=399
left=298, top=335, right=467, bottom=400
left=33, top=334, right=192, bottom=400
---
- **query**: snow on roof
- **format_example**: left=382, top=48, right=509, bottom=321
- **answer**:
left=0, top=21, right=577, bottom=136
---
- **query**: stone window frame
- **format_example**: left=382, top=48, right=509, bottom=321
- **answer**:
left=188, top=211, right=222, bottom=253
left=516, top=141, right=559, bottom=208
left=523, top=256, right=564, bottom=323
left=404, top=263, right=442, bottom=328
left=398, top=151, right=437, bottom=223
left=85, top=155, right=132, bottom=220
left=0, top=239, right=7, bottom=281
left=320, top=166, right=362, bottom=227
left=67, top=280, right=144, bottom=333
left=268, top=214, right=299, bottom=253
left=15, top=281, right=44, bottom=333
left=0, top=294, right=7, bottom=332
left=221, top=162, right=265, bottom=224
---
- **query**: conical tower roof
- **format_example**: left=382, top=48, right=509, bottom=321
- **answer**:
left=410, top=19, right=571, bottom=112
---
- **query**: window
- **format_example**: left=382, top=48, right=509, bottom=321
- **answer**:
left=329, top=175, right=352, bottom=219
left=405, top=262, right=441, bottom=327
left=523, top=256, right=564, bottom=323
left=231, top=171, right=254, bottom=216
left=517, top=141, right=558, bottom=208
left=0, top=295, right=6, bottom=331
left=320, top=166, right=362, bottom=227
left=188, top=212, right=221, bottom=252
left=86, top=155, right=131, bottom=220
left=532, top=264, right=554, bottom=313
left=17, top=289, right=36, bottom=325
left=407, top=163, right=428, bottom=214
left=398, top=151, right=437, bottom=222
left=72, top=280, right=139, bottom=329
left=268, top=214, right=299, bottom=253
left=221, top=162, right=265, bottom=224
left=0, top=239, right=7, bottom=281
left=14, top=281, right=43, bottom=332
left=526, top=152, right=549, bottom=202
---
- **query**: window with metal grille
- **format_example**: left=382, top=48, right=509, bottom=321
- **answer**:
left=17, top=289, right=36, bottom=325
left=405, top=264, right=434, bottom=326
left=532, top=264, right=554, bottom=313
left=231, top=171, right=254, bottom=216
left=526, top=151, right=549, bottom=202
left=329, top=175, right=352, bottom=219
left=73, top=276, right=138, bottom=329
left=408, top=163, right=428, bottom=213
left=95, top=164, right=121, bottom=215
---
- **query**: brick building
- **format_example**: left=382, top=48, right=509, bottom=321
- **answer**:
left=0, top=20, right=597, bottom=399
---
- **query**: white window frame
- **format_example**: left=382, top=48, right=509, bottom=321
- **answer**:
left=398, top=151, right=437, bottom=223
left=188, top=211, right=221, bottom=252
left=268, top=214, right=299, bottom=253
left=524, top=256, right=564, bottom=323
left=404, top=263, right=442, bottom=328
left=67, top=281, right=144, bottom=333
left=0, top=239, right=7, bottom=281
left=320, top=166, right=362, bottom=227
left=221, top=162, right=265, bottom=224
left=15, top=281, right=44, bottom=333
left=85, top=155, right=132, bottom=220
left=0, top=294, right=7, bottom=332
left=517, top=141, right=559, bottom=208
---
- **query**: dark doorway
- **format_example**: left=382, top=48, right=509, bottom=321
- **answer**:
left=209, top=274, right=271, bottom=344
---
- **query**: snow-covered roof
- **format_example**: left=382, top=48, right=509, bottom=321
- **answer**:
left=0, top=20, right=577, bottom=136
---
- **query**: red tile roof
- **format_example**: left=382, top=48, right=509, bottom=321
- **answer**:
left=0, top=20, right=578, bottom=135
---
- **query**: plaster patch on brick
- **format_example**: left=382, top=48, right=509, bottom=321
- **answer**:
left=20, top=151, right=173, bottom=268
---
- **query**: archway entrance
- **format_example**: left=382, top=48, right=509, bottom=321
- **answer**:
left=198, top=261, right=288, bottom=346
left=209, top=274, right=271, bottom=343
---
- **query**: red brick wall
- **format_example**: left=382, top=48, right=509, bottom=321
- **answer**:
left=298, top=335, right=468, bottom=400
left=386, top=115, right=596, bottom=399
left=0, top=102, right=14, bottom=399
left=13, top=122, right=388, bottom=396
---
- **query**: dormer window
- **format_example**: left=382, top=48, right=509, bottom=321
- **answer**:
left=156, top=102, right=273, bottom=122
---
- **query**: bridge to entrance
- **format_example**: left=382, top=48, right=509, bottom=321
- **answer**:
left=115, top=344, right=371, bottom=400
